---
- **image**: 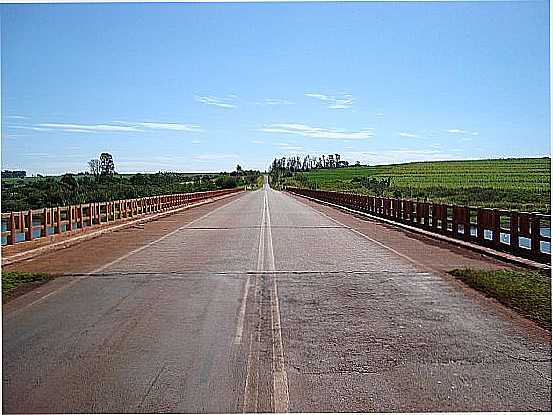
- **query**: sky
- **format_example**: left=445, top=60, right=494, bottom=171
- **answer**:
left=1, top=1, right=550, bottom=175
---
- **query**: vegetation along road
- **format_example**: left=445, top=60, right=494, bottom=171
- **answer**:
left=273, top=157, right=550, bottom=212
left=2, top=179, right=550, bottom=413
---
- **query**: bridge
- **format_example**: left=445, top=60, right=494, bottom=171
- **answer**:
left=2, top=177, right=551, bottom=412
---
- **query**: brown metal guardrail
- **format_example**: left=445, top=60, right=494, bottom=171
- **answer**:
left=1, top=188, right=242, bottom=246
left=287, top=187, right=551, bottom=264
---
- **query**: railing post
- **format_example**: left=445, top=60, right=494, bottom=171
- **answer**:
left=462, top=207, right=470, bottom=241
left=68, top=206, right=74, bottom=232
left=7, top=212, right=16, bottom=245
left=41, top=208, right=48, bottom=237
left=19, top=211, right=24, bottom=238
left=476, top=208, right=484, bottom=243
left=492, top=209, right=501, bottom=246
left=55, top=207, right=62, bottom=234
left=452, top=207, right=459, bottom=238
left=423, top=203, right=430, bottom=228
left=509, top=211, right=519, bottom=253
left=531, top=213, right=541, bottom=256
left=79, top=205, right=84, bottom=229
left=430, top=205, right=437, bottom=230
left=98, top=203, right=103, bottom=224
left=26, top=210, right=33, bottom=241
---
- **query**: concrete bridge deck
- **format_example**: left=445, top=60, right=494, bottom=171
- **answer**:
left=2, top=183, right=551, bottom=412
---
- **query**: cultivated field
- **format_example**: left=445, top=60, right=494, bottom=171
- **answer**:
left=283, top=157, right=551, bottom=212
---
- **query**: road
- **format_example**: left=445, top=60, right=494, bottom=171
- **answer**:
left=3, top=179, right=551, bottom=413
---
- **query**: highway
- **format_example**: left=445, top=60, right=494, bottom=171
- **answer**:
left=2, top=179, right=551, bottom=413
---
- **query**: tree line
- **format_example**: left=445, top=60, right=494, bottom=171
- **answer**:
left=2, top=153, right=260, bottom=212
left=269, top=153, right=354, bottom=188
left=2, top=170, right=27, bottom=178
left=270, top=153, right=349, bottom=173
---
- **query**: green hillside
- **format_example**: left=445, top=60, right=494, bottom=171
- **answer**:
left=282, top=157, right=551, bottom=212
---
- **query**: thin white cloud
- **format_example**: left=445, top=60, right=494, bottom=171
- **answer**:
left=305, top=92, right=354, bottom=109
left=136, top=122, right=203, bottom=132
left=343, top=149, right=462, bottom=165
left=37, top=123, right=139, bottom=132
left=194, top=95, right=236, bottom=108
left=23, top=152, right=54, bottom=158
left=259, top=123, right=372, bottom=140
left=10, top=125, right=56, bottom=132
left=191, top=140, right=202, bottom=144
left=446, top=128, right=478, bottom=135
left=251, top=140, right=265, bottom=144
left=1, top=133, right=27, bottom=139
left=257, top=98, right=294, bottom=106
left=5, top=115, right=28, bottom=120
left=11, top=120, right=203, bottom=134
left=399, top=132, right=420, bottom=138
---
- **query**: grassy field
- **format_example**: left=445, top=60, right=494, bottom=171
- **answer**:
left=283, top=157, right=550, bottom=212
left=449, top=268, right=551, bottom=330
left=2, top=271, right=53, bottom=302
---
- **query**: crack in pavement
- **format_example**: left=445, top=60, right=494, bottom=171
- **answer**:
left=52, top=270, right=434, bottom=277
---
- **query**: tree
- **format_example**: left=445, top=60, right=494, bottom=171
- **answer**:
left=236, top=164, right=242, bottom=172
left=99, top=153, right=115, bottom=176
left=88, top=159, right=101, bottom=177
left=60, top=173, right=78, bottom=191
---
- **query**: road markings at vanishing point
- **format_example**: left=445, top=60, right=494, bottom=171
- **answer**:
left=234, top=193, right=265, bottom=345
left=241, top=189, right=266, bottom=412
left=242, top=186, right=290, bottom=413
left=265, top=189, right=291, bottom=413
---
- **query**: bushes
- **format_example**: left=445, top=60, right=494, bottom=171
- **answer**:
left=1, top=171, right=259, bottom=212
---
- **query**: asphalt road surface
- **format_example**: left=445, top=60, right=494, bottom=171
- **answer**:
left=3, top=179, right=551, bottom=413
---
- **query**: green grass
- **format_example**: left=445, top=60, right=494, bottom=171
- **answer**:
left=283, top=157, right=550, bottom=212
left=449, top=268, right=551, bottom=330
left=2, top=271, right=52, bottom=297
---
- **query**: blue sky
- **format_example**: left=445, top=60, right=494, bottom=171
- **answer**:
left=1, top=1, right=550, bottom=174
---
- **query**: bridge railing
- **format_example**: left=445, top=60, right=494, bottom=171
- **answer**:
left=287, top=187, right=551, bottom=264
left=1, top=188, right=241, bottom=246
